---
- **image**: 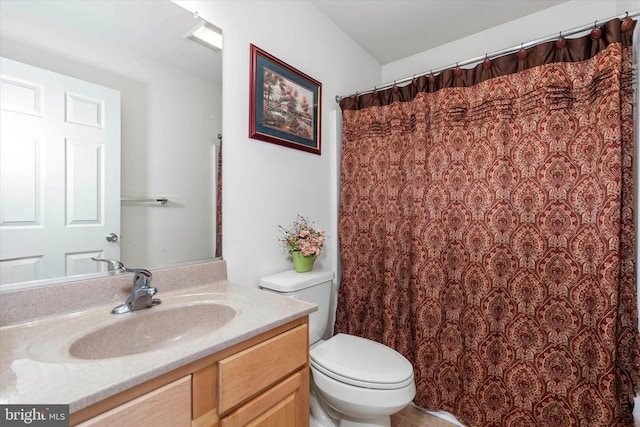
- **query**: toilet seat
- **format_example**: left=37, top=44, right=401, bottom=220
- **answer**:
left=309, top=334, right=414, bottom=390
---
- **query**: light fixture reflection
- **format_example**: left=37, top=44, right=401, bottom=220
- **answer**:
left=186, top=21, right=223, bottom=51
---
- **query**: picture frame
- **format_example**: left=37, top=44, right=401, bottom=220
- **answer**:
left=249, top=44, right=322, bottom=155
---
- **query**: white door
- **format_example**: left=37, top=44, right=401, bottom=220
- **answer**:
left=0, top=57, right=121, bottom=285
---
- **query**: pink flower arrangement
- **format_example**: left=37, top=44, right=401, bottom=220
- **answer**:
left=279, top=215, right=325, bottom=257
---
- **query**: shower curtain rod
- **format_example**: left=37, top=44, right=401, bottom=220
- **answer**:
left=335, top=10, right=639, bottom=103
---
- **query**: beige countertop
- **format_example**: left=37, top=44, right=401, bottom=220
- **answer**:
left=0, top=261, right=316, bottom=412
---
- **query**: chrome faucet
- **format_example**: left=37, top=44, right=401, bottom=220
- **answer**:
left=92, top=257, right=126, bottom=272
left=112, top=269, right=161, bottom=314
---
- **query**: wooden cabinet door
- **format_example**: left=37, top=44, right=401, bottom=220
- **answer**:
left=76, top=376, right=191, bottom=427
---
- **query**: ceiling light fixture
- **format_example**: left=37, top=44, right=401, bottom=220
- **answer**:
left=186, top=21, right=223, bottom=51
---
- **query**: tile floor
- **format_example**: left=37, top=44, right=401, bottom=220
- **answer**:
left=391, top=405, right=460, bottom=427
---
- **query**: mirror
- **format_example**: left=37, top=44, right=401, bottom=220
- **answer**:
left=0, top=0, right=222, bottom=289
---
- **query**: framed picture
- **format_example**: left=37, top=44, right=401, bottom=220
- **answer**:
left=249, top=44, right=322, bottom=155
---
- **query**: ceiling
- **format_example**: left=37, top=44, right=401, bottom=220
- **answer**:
left=0, top=0, right=221, bottom=83
left=310, top=0, right=569, bottom=65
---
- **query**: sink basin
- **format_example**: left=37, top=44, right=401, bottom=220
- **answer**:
left=69, top=302, right=236, bottom=360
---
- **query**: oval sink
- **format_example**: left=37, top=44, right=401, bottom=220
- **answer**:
left=69, top=302, right=236, bottom=360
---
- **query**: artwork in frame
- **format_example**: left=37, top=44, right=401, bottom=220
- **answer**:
left=249, top=44, right=322, bottom=155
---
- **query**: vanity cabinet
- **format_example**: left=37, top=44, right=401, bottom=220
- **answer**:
left=70, top=318, right=309, bottom=427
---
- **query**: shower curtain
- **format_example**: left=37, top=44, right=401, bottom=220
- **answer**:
left=335, top=18, right=639, bottom=426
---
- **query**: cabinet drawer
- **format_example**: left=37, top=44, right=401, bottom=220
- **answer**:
left=220, top=372, right=302, bottom=427
left=77, top=375, right=191, bottom=427
left=218, top=324, right=307, bottom=413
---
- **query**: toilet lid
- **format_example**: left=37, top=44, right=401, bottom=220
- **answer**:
left=309, top=334, right=414, bottom=390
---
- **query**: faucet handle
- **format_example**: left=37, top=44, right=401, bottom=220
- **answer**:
left=128, top=268, right=152, bottom=277
left=132, top=270, right=152, bottom=288
left=92, top=257, right=126, bottom=272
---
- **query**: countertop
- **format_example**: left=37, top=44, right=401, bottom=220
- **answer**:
left=0, top=261, right=316, bottom=412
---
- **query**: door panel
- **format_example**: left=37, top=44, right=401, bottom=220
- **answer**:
left=0, top=57, right=121, bottom=286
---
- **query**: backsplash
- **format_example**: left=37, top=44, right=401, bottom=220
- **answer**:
left=0, top=260, right=228, bottom=327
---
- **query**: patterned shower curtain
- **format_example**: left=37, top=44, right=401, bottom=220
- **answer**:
left=335, top=18, right=639, bottom=426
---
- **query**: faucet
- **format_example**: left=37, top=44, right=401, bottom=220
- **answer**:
left=92, top=257, right=126, bottom=273
left=111, top=269, right=161, bottom=314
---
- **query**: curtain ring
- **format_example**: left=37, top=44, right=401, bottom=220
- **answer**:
left=556, top=31, right=566, bottom=49
left=590, top=21, right=602, bottom=39
left=517, top=43, right=528, bottom=59
left=353, top=91, right=359, bottom=103
left=454, top=62, right=462, bottom=77
left=483, top=53, right=491, bottom=69
left=372, top=86, right=378, bottom=99
left=392, top=80, right=398, bottom=93
left=428, top=70, right=436, bottom=83
left=622, top=13, right=634, bottom=32
left=411, top=74, right=418, bottom=87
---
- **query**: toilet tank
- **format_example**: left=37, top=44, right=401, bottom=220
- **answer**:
left=259, top=270, right=334, bottom=345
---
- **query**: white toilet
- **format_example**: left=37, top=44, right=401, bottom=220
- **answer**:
left=259, top=270, right=416, bottom=427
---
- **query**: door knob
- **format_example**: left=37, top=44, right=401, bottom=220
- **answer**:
left=106, top=233, right=118, bottom=243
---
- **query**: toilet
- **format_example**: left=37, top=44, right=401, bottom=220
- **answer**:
left=259, top=270, right=416, bottom=427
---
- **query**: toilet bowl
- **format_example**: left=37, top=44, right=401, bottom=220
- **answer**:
left=259, top=270, right=416, bottom=427
left=310, top=334, right=416, bottom=427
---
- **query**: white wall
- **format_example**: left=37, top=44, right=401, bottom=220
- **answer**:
left=0, top=4, right=220, bottom=271
left=175, top=1, right=380, bottom=287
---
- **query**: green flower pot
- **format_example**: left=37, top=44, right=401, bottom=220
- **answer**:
left=292, top=251, right=315, bottom=273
